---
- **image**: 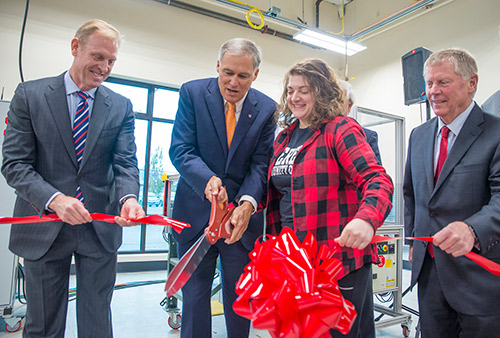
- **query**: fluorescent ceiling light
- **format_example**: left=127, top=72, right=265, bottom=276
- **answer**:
left=293, top=29, right=367, bottom=56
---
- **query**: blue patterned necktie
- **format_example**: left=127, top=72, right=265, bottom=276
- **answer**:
left=73, top=91, right=90, bottom=203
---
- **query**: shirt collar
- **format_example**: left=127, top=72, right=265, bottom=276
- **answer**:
left=438, top=100, right=475, bottom=136
left=224, top=92, right=248, bottom=114
left=64, top=71, right=97, bottom=99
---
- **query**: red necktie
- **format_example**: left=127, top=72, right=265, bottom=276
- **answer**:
left=434, top=126, right=450, bottom=185
left=429, top=126, right=450, bottom=257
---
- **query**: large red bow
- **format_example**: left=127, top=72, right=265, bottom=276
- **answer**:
left=233, top=227, right=357, bottom=338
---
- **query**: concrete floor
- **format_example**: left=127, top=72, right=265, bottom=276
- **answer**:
left=0, top=268, right=419, bottom=338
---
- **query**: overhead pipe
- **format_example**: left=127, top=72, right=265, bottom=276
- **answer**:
left=315, top=0, right=324, bottom=28
left=153, top=0, right=298, bottom=43
left=350, top=0, right=455, bottom=41
left=349, top=0, right=437, bottom=40
left=213, top=0, right=308, bottom=31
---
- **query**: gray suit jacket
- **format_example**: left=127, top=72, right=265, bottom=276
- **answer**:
left=2, top=73, right=140, bottom=260
left=403, top=103, right=500, bottom=315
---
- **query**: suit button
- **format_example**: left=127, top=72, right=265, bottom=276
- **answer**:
left=429, top=211, right=436, bottom=217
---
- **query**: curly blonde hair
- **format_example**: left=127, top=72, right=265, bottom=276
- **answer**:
left=277, top=58, right=345, bottom=130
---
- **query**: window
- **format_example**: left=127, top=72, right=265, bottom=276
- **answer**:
left=104, top=77, right=179, bottom=253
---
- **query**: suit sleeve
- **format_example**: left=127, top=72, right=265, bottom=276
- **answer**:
left=463, top=139, right=500, bottom=254
left=1, top=83, right=59, bottom=214
left=366, top=130, right=382, bottom=165
left=169, top=84, right=217, bottom=200
left=111, top=98, right=140, bottom=201
left=403, top=129, right=416, bottom=246
left=234, top=108, right=276, bottom=204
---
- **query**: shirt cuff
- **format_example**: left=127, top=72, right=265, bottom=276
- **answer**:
left=237, top=195, right=257, bottom=214
left=45, top=191, right=62, bottom=212
left=120, top=194, right=138, bottom=208
left=468, top=225, right=481, bottom=250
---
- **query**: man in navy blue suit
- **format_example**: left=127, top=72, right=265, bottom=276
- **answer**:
left=169, top=38, right=276, bottom=338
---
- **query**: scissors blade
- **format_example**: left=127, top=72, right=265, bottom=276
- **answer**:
left=164, top=232, right=211, bottom=297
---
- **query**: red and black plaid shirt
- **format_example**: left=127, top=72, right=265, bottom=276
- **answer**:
left=266, top=117, right=394, bottom=277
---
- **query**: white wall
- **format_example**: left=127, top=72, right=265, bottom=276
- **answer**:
left=0, top=0, right=344, bottom=102
left=348, top=0, right=500, bottom=136
left=1, top=0, right=499, bottom=141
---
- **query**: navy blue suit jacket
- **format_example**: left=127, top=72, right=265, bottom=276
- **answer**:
left=363, top=127, right=382, bottom=165
left=169, top=78, right=276, bottom=250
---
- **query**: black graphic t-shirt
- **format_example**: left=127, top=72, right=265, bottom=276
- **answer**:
left=270, top=127, right=314, bottom=229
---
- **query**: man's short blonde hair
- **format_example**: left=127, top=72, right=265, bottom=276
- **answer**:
left=75, top=19, right=122, bottom=48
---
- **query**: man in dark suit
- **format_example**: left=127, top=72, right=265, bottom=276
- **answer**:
left=1, top=19, right=145, bottom=338
left=403, top=48, right=500, bottom=337
left=338, top=80, right=382, bottom=165
left=169, top=38, right=276, bottom=338
left=482, top=89, right=500, bottom=116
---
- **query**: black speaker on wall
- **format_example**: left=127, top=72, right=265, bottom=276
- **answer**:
left=402, top=47, right=432, bottom=106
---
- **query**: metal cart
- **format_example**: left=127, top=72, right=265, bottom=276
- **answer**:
left=373, top=224, right=413, bottom=337
left=1, top=100, right=24, bottom=333
left=0, top=228, right=22, bottom=333
left=159, top=173, right=224, bottom=330
left=159, top=173, right=182, bottom=329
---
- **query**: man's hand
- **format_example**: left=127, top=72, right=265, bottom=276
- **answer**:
left=49, top=194, right=92, bottom=225
left=224, top=201, right=253, bottom=245
left=433, top=221, right=475, bottom=257
left=409, top=245, right=413, bottom=263
left=204, top=176, right=227, bottom=205
left=334, top=218, right=374, bottom=250
left=115, top=198, right=146, bottom=227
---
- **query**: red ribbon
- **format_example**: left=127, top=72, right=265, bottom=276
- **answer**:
left=370, top=235, right=500, bottom=277
left=233, top=231, right=500, bottom=338
left=0, top=213, right=190, bottom=234
left=233, top=227, right=357, bottom=338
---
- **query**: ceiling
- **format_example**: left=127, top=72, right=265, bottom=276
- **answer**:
left=154, top=0, right=454, bottom=48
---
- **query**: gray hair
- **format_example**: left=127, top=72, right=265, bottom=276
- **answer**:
left=424, top=48, right=478, bottom=81
left=338, top=80, right=355, bottom=105
left=218, top=38, right=262, bottom=71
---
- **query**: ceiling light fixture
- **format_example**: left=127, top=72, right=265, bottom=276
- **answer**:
left=293, top=28, right=367, bottom=56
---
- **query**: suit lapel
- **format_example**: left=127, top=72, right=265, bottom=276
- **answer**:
left=46, top=75, right=79, bottom=169
left=205, top=80, right=227, bottom=157
left=423, top=119, right=438, bottom=194
left=227, top=90, right=259, bottom=163
left=80, top=86, right=109, bottom=169
left=433, top=104, right=483, bottom=191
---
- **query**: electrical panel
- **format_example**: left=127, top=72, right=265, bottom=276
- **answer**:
left=372, top=238, right=398, bottom=293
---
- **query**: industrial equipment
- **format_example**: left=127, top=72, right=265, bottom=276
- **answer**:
left=373, top=224, right=412, bottom=337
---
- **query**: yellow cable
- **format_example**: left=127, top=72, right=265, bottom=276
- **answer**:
left=227, top=0, right=266, bottom=30
left=330, top=0, right=345, bottom=35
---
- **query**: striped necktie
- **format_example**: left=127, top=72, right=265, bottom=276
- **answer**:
left=73, top=91, right=90, bottom=203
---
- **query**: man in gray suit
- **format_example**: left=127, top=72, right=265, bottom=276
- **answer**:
left=1, top=19, right=145, bottom=337
left=404, top=48, right=500, bottom=337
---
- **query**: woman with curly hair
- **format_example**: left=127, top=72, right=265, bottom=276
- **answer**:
left=265, top=58, right=394, bottom=337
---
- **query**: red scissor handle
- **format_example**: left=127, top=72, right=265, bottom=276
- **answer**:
left=206, top=195, right=235, bottom=244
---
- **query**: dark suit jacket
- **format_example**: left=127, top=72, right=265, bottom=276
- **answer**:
left=363, top=127, right=382, bottom=165
left=2, top=73, right=140, bottom=260
left=403, top=103, right=500, bottom=315
left=169, top=78, right=276, bottom=250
